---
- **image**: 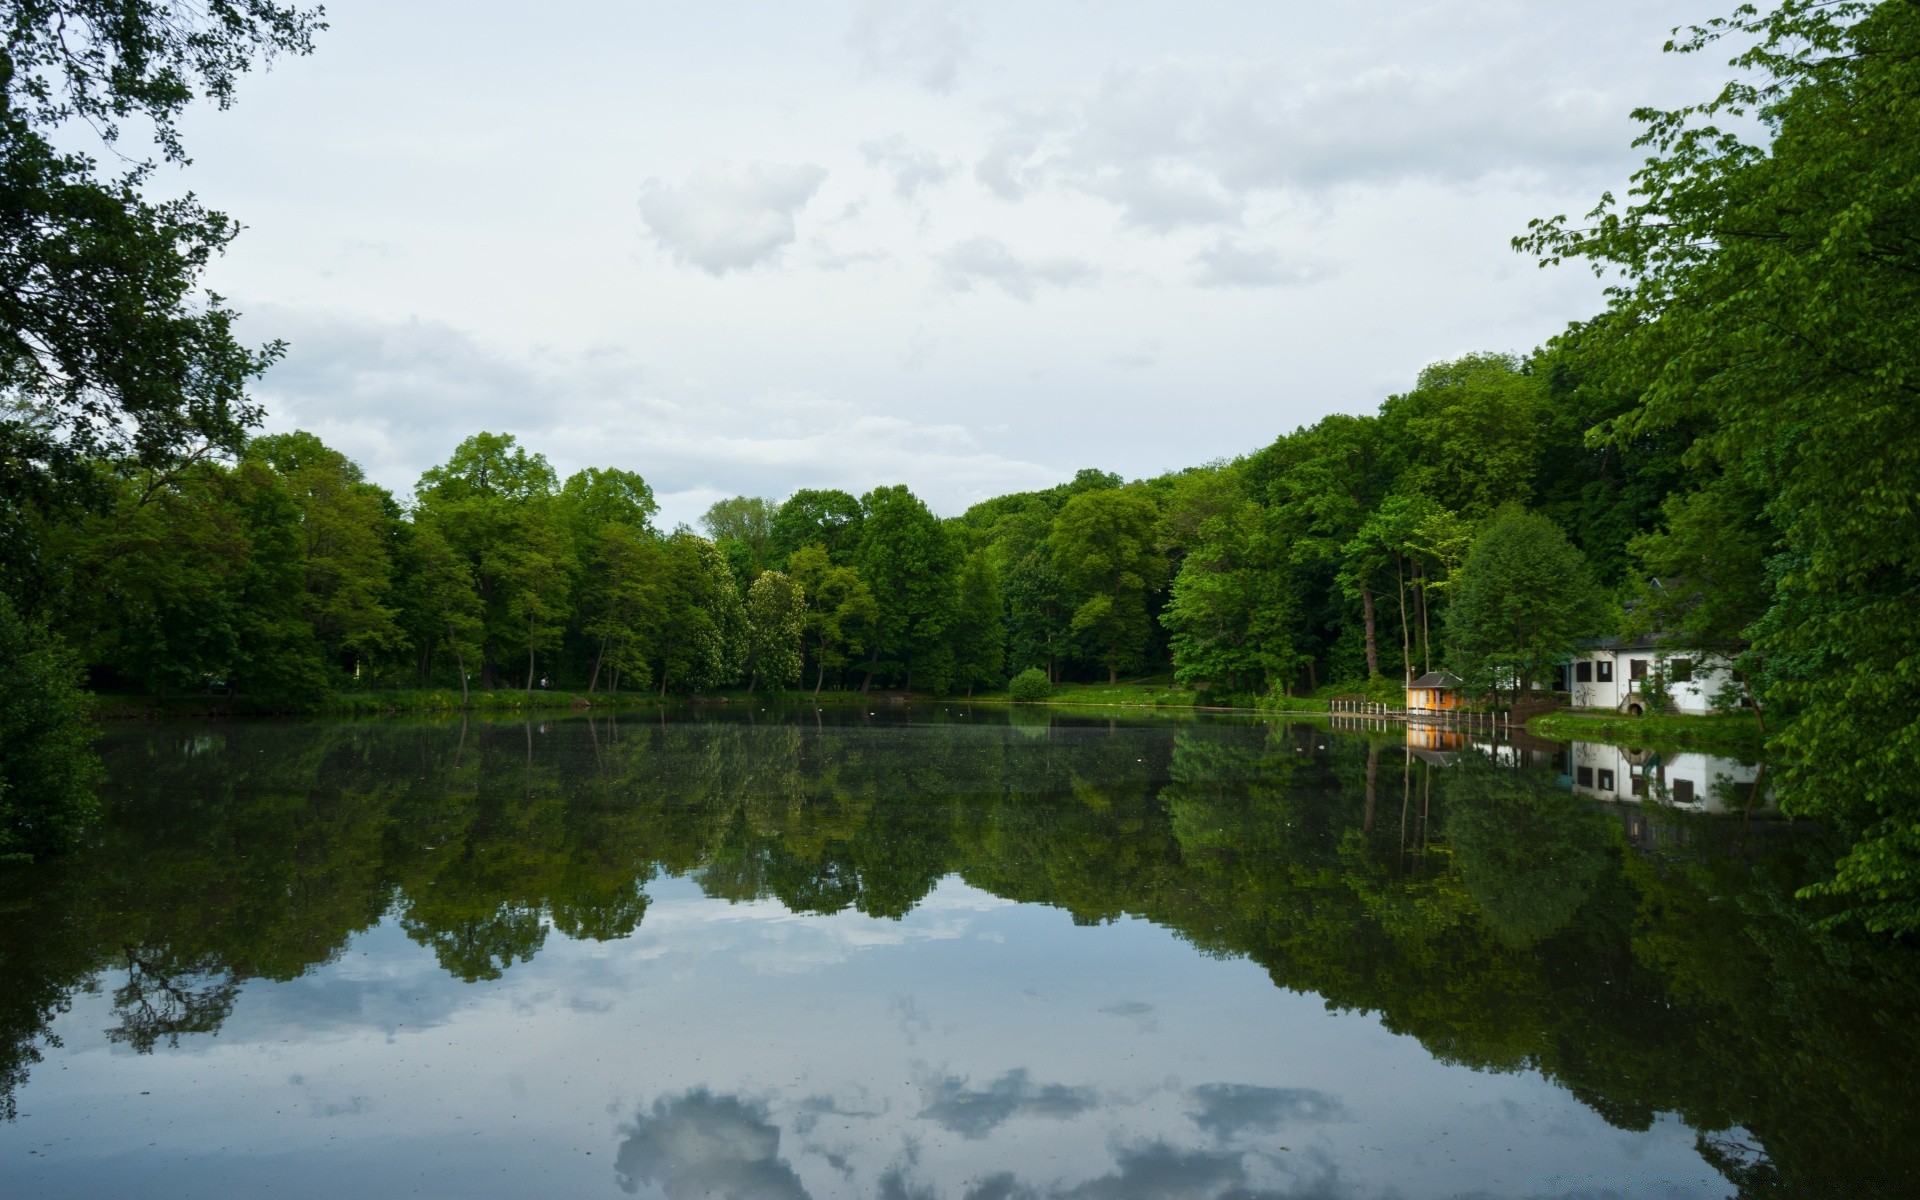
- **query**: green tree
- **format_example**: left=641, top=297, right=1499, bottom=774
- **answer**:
left=1379, top=354, right=1542, bottom=519
left=743, top=570, right=806, bottom=692
left=246, top=432, right=403, bottom=678
left=653, top=533, right=745, bottom=694
left=1051, top=488, right=1166, bottom=683
left=856, top=486, right=958, bottom=691
left=401, top=522, right=483, bottom=703
left=578, top=522, right=664, bottom=694
left=0, top=593, right=98, bottom=860
left=1443, top=508, right=1610, bottom=701
left=1163, top=498, right=1302, bottom=696
left=787, top=544, right=876, bottom=693
left=701, top=495, right=777, bottom=578
left=414, top=433, right=562, bottom=690
left=767, top=489, right=863, bottom=567
left=1516, top=0, right=1920, bottom=929
left=948, top=550, right=1005, bottom=696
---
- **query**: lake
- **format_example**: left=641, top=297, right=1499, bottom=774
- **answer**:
left=1, top=708, right=1914, bottom=1198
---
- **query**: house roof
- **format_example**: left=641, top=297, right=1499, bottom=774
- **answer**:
left=1408, top=671, right=1464, bottom=689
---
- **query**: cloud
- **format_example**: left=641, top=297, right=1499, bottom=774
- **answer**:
left=1191, top=239, right=1330, bottom=289
left=975, top=55, right=1632, bottom=229
left=1186, top=1084, right=1347, bottom=1143
left=638, top=161, right=828, bottom=275
left=938, top=237, right=1098, bottom=301
left=1055, top=1142, right=1248, bottom=1200
left=614, top=1090, right=812, bottom=1200
left=862, top=134, right=957, bottom=200
left=243, top=306, right=1065, bottom=528
left=916, top=1068, right=1098, bottom=1139
left=847, top=0, right=974, bottom=92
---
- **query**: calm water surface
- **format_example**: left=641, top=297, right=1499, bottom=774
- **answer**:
left=1, top=709, right=1914, bottom=1199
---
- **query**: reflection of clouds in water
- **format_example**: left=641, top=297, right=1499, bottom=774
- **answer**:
left=614, top=1089, right=811, bottom=1199
left=1187, top=1083, right=1347, bottom=1142
left=917, top=1068, right=1098, bottom=1139
left=1100, top=1000, right=1158, bottom=1032
left=1056, top=1141, right=1247, bottom=1199
left=1525, top=1183, right=1715, bottom=1200
left=965, top=1173, right=1041, bottom=1200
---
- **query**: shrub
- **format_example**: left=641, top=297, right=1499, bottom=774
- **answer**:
left=1008, top=667, right=1052, bottom=704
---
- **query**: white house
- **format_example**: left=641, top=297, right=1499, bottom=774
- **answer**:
left=1565, top=741, right=1770, bottom=813
left=1556, top=636, right=1748, bottom=715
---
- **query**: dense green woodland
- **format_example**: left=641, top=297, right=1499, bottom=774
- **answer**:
left=2, top=715, right=1912, bottom=1197
left=2, top=0, right=1920, bottom=931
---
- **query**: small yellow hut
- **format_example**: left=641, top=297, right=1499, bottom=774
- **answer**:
left=1406, top=671, right=1465, bottom=714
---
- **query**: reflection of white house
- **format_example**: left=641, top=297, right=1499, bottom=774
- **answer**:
left=1565, top=742, right=1769, bottom=813
left=1556, top=636, right=1745, bottom=715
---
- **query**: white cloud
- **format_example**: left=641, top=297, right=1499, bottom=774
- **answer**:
left=246, top=306, right=1063, bottom=527
left=975, top=55, right=1634, bottom=230
left=860, top=134, right=957, bottom=200
left=1190, top=239, right=1330, bottom=289
left=638, top=161, right=829, bottom=275
left=937, top=237, right=1098, bottom=301
left=846, top=0, right=975, bottom=92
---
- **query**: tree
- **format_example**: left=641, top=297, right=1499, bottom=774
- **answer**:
left=787, top=544, right=876, bottom=693
left=0, top=1, right=321, bottom=488
left=414, top=433, right=562, bottom=689
left=1516, top=0, right=1920, bottom=930
left=401, top=522, right=483, bottom=703
left=701, top=495, right=777, bottom=577
left=0, top=592, right=98, bottom=859
left=653, top=533, right=745, bottom=694
left=1378, top=354, right=1542, bottom=519
left=246, top=432, right=403, bottom=678
left=1163, top=499, right=1303, bottom=696
left=856, top=486, right=958, bottom=691
left=578, top=522, right=664, bottom=694
left=743, top=570, right=805, bottom=692
left=948, top=550, right=1005, bottom=696
left=1051, top=488, right=1166, bottom=683
left=1443, top=508, right=1610, bottom=702
left=768, top=489, right=863, bottom=567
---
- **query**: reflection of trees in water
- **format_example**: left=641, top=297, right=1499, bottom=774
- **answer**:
left=0, top=711, right=1916, bottom=1195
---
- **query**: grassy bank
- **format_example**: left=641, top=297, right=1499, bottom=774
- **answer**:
left=1526, top=709, right=1767, bottom=755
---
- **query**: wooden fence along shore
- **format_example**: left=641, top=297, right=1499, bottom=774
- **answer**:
left=1328, top=698, right=1517, bottom=733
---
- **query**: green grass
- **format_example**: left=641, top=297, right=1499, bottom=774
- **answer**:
left=1526, top=709, right=1767, bottom=755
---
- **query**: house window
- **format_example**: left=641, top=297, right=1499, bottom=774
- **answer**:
left=1630, top=659, right=1648, bottom=681
left=1671, top=659, right=1694, bottom=682
left=1632, top=777, right=1647, bottom=797
left=1674, top=779, right=1696, bottom=804
left=1577, top=766, right=1594, bottom=787
left=1576, top=662, right=1593, bottom=683
left=1597, top=769, right=1615, bottom=791
left=1596, top=660, right=1614, bottom=683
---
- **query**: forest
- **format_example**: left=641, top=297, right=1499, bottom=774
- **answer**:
left=0, top=0, right=1917, bottom=934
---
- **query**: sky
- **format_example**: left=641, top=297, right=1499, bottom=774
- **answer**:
left=163, top=0, right=1733, bottom=530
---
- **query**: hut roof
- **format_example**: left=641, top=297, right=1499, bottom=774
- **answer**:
left=1409, top=671, right=1464, bottom=690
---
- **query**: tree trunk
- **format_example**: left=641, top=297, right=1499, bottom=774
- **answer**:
left=525, top=611, right=536, bottom=697
left=588, top=635, right=607, bottom=693
left=1108, top=664, right=1117, bottom=684
left=1364, top=741, right=1379, bottom=834
left=1360, top=584, right=1380, bottom=677
left=1416, top=560, right=1432, bottom=675
left=447, top=619, right=470, bottom=707
left=1396, top=559, right=1412, bottom=684
left=748, top=671, right=758, bottom=695
left=861, top=654, right=876, bottom=693
left=814, top=653, right=826, bottom=695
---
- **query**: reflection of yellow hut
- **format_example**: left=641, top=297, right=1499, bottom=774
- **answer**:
left=1406, top=724, right=1469, bottom=754
left=1406, top=671, right=1465, bottom=714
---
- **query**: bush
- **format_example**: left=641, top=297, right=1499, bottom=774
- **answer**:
left=1008, top=667, right=1052, bottom=704
left=0, top=594, right=100, bottom=861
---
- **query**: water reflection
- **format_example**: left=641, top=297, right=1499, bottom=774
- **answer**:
left=0, top=709, right=1913, bottom=1198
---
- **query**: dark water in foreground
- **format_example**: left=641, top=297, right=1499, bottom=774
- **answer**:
left=0, top=709, right=1914, bottom=1199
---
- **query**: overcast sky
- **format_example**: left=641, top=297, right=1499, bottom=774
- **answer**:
left=169, top=0, right=1729, bottom=528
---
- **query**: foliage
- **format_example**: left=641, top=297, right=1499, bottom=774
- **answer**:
left=1444, top=508, right=1611, bottom=700
left=1517, top=0, right=1920, bottom=930
left=743, top=570, right=805, bottom=692
left=856, top=485, right=958, bottom=691
left=948, top=550, right=1005, bottom=696
left=1051, top=487, right=1166, bottom=683
left=1007, top=666, right=1051, bottom=703
left=787, top=544, right=877, bottom=694
left=0, top=594, right=98, bottom=859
